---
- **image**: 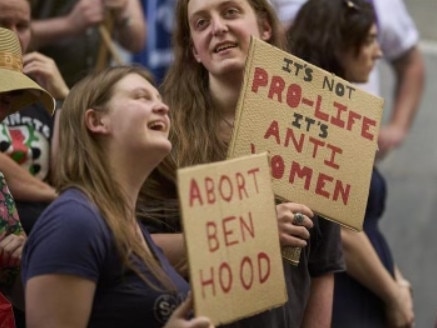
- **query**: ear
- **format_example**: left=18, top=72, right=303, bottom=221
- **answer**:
left=192, top=45, right=202, bottom=63
left=259, top=17, right=273, bottom=41
left=84, top=108, right=110, bottom=135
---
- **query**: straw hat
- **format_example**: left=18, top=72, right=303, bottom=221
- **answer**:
left=0, top=27, right=55, bottom=114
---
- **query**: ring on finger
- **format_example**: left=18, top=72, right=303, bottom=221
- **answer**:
left=292, top=212, right=305, bottom=225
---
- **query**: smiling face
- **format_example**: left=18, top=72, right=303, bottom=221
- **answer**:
left=188, top=0, right=272, bottom=79
left=100, top=73, right=171, bottom=160
left=342, top=24, right=382, bottom=83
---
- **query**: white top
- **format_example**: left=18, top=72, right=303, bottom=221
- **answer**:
left=269, top=0, right=420, bottom=95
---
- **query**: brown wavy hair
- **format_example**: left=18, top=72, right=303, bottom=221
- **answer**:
left=287, top=0, right=377, bottom=79
left=137, top=0, right=286, bottom=231
left=56, top=66, right=174, bottom=291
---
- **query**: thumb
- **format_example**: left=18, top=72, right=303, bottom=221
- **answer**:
left=172, top=292, right=194, bottom=319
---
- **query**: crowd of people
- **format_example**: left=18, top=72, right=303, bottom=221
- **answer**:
left=0, top=0, right=425, bottom=327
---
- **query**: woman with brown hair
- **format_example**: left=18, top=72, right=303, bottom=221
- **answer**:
left=22, top=66, right=213, bottom=328
left=138, top=0, right=344, bottom=326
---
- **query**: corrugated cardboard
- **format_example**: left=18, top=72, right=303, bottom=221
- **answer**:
left=177, top=153, right=287, bottom=326
left=227, top=38, right=384, bottom=231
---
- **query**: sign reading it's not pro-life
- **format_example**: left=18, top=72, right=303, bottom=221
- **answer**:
left=177, top=153, right=286, bottom=326
left=228, top=38, right=384, bottom=231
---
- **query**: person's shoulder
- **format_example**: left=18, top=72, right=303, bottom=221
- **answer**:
left=374, top=0, right=416, bottom=28
left=36, top=188, right=103, bottom=231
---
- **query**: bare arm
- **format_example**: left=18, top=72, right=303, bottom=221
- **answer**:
left=26, top=274, right=96, bottom=328
left=151, top=233, right=189, bottom=278
left=107, top=0, right=147, bottom=52
left=0, top=153, right=57, bottom=202
left=30, top=0, right=105, bottom=49
left=378, top=46, right=425, bottom=158
left=341, top=228, right=414, bottom=327
left=301, top=274, right=334, bottom=328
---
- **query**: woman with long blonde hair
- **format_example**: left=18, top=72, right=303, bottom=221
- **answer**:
left=22, top=66, right=213, bottom=328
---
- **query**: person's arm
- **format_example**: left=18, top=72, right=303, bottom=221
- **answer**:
left=30, top=0, right=105, bottom=49
left=341, top=228, right=414, bottom=327
left=378, top=46, right=425, bottom=159
left=301, top=274, right=334, bottom=328
left=151, top=233, right=188, bottom=278
left=0, top=232, right=26, bottom=311
left=0, top=153, right=57, bottom=202
left=106, top=0, right=147, bottom=52
left=26, top=274, right=96, bottom=328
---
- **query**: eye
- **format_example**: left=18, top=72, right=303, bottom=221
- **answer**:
left=224, top=7, right=240, bottom=18
left=364, top=35, right=377, bottom=47
left=194, top=17, right=209, bottom=31
left=134, top=92, right=151, bottom=101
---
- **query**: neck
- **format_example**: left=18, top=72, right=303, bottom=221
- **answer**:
left=209, top=72, right=243, bottom=118
left=108, top=151, right=155, bottom=209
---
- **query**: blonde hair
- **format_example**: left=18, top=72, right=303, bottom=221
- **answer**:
left=56, top=66, right=174, bottom=290
left=137, top=0, right=286, bottom=228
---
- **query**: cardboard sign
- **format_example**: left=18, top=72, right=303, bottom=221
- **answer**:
left=177, top=153, right=287, bottom=325
left=228, top=38, right=384, bottom=231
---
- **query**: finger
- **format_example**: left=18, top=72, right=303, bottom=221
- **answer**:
left=280, top=232, right=308, bottom=248
left=288, top=213, right=313, bottom=229
left=187, top=317, right=213, bottom=328
left=277, top=202, right=314, bottom=219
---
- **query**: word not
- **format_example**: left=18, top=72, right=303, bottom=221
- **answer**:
left=322, top=76, right=357, bottom=99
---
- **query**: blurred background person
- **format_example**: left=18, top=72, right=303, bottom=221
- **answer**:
left=288, top=0, right=414, bottom=326
left=29, top=0, right=146, bottom=87
left=271, top=0, right=425, bottom=160
left=0, top=26, right=55, bottom=328
left=131, top=0, right=175, bottom=84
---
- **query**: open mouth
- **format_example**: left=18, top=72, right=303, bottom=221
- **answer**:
left=148, top=121, right=166, bottom=131
left=214, top=42, right=238, bottom=53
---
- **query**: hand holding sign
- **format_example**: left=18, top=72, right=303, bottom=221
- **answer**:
left=164, top=293, right=214, bottom=328
left=276, top=202, right=313, bottom=247
left=228, top=38, right=383, bottom=232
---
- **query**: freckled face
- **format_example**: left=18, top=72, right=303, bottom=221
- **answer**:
left=188, top=0, right=272, bottom=79
left=104, top=73, right=171, bottom=159
left=342, top=24, right=383, bottom=83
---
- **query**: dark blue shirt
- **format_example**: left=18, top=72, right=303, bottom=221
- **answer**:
left=22, top=188, right=189, bottom=328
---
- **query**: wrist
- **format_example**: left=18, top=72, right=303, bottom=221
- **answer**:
left=115, top=14, right=133, bottom=29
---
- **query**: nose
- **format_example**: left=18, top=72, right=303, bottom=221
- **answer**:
left=153, top=100, right=169, bottom=115
left=211, top=15, right=227, bottom=36
left=374, top=41, right=383, bottom=60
